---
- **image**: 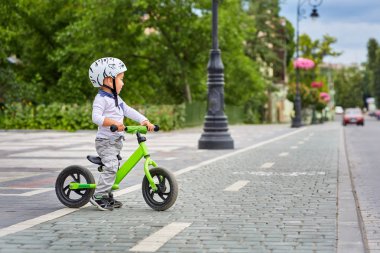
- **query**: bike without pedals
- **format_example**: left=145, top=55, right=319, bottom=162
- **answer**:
left=55, top=125, right=178, bottom=211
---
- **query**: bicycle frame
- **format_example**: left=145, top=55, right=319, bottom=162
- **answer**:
left=69, top=127, right=159, bottom=192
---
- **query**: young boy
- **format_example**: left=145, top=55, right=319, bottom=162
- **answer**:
left=88, top=57, right=155, bottom=211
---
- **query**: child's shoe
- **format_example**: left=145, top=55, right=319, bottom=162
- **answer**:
left=110, top=198, right=123, bottom=208
left=90, top=195, right=114, bottom=211
left=109, top=192, right=123, bottom=208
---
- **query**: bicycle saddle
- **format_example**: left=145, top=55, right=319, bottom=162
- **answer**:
left=87, top=155, right=122, bottom=166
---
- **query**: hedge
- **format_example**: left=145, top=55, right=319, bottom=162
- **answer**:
left=0, top=102, right=186, bottom=131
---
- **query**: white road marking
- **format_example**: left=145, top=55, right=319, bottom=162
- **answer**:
left=113, top=184, right=141, bottom=197
left=233, top=171, right=326, bottom=176
left=175, top=128, right=306, bottom=176
left=163, top=157, right=177, bottom=161
left=129, top=222, right=191, bottom=252
left=298, top=141, right=304, bottom=145
left=290, top=146, right=298, bottom=149
left=0, top=207, right=86, bottom=237
left=223, top=180, right=250, bottom=192
left=0, top=172, right=47, bottom=183
left=0, top=187, right=53, bottom=196
left=279, top=152, right=289, bottom=157
left=0, top=128, right=307, bottom=238
left=303, top=137, right=309, bottom=141
left=260, top=162, right=275, bottom=169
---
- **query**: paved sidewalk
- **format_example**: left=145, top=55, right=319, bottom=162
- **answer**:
left=0, top=123, right=365, bottom=252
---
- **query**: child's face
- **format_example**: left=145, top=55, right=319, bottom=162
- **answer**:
left=115, top=72, right=124, bottom=94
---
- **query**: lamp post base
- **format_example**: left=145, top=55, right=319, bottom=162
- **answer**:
left=198, top=132, right=234, bottom=149
left=198, top=115, right=234, bottom=149
left=291, top=119, right=303, bottom=128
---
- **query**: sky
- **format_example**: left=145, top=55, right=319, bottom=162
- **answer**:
left=279, top=0, right=380, bottom=65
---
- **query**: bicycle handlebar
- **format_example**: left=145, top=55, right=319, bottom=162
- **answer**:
left=110, top=125, right=159, bottom=134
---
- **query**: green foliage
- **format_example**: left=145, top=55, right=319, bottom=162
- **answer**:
left=365, top=38, right=380, bottom=107
left=334, top=67, right=364, bottom=109
left=299, top=34, right=342, bottom=66
left=0, top=102, right=186, bottom=131
left=0, top=0, right=297, bottom=128
left=0, top=102, right=94, bottom=131
left=286, top=82, right=312, bottom=108
left=125, top=104, right=186, bottom=131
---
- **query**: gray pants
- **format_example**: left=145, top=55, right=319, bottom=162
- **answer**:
left=94, top=137, right=123, bottom=198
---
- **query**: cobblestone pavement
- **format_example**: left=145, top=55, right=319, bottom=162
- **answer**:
left=0, top=123, right=366, bottom=252
left=0, top=124, right=293, bottom=228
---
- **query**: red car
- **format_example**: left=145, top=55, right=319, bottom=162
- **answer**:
left=343, top=108, right=364, bottom=126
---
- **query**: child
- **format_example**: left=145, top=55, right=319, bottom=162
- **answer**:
left=88, top=57, right=155, bottom=211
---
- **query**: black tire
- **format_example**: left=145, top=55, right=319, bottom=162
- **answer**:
left=142, top=167, right=178, bottom=211
left=55, top=165, right=95, bottom=208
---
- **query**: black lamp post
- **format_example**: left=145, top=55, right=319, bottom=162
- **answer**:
left=292, top=0, right=323, bottom=128
left=198, top=0, right=234, bottom=149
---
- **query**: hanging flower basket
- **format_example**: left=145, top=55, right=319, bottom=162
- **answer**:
left=311, top=81, right=323, bottom=88
left=293, top=58, right=315, bottom=70
left=320, top=92, right=330, bottom=102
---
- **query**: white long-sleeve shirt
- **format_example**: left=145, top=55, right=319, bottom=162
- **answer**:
left=92, top=90, right=148, bottom=139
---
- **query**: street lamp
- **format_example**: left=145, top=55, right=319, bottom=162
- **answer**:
left=292, top=0, right=323, bottom=128
left=198, top=0, right=234, bottom=149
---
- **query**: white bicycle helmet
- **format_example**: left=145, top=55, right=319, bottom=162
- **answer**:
left=89, top=57, right=127, bottom=107
left=89, top=57, right=127, bottom=87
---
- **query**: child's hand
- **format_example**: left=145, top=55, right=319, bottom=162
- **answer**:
left=115, top=122, right=125, bottom=132
left=141, top=120, right=155, bottom=132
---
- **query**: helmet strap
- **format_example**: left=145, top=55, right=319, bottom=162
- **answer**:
left=102, top=79, right=119, bottom=108
left=112, top=78, right=119, bottom=108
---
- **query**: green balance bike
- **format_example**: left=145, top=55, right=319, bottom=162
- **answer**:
left=55, top=125, right=178, bottom=211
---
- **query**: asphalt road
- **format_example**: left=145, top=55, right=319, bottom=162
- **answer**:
left=343, top=115, right=380, bottom=252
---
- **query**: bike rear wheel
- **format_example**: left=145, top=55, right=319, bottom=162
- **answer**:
left=55, top=165, right=95, bottom=208
left=142, top=167, right=178, bottom=211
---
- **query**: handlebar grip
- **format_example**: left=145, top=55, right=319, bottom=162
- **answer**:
left=110, top=125, right=118, bottom=132
left=154, top=125, right=160, bottom=132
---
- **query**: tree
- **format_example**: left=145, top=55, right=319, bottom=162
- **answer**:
left=334, top=67, right=364, bottom=109
left=373, top=49, right=380, bottom=108
left=365, top=38, right=378, bottom=106
left=0, top=0, right=80, bottom=104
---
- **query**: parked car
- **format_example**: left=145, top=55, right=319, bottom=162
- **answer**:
left=335, top=106, right=344, bottom=114
left=343, top=108, right=364, bottom=126
left=375, top=110, right=380, bottom=120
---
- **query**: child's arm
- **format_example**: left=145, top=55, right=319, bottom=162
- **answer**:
left=102, top=118, right=125, bottom=132
left=120, top=101, right=154, bottom=131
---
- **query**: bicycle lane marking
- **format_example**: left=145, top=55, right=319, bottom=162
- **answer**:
left=129, top=222, right=192, bottom=252
left=0, top=127, right=306, bottom=238
left=260, top=162, right=275, bottom=169
left=223, top=180, right=250, bottom=192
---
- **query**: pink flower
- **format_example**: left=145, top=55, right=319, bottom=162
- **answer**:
left=293, top=58, right=315, bottom=70
left=311, top=81, right=323, bottom=88
left=320, top=92, right=330, bottom=102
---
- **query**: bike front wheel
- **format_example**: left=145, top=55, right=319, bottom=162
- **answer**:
left=142, top=167, right=178, bottom=211
left=55, top=165, right=95, bottom=208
